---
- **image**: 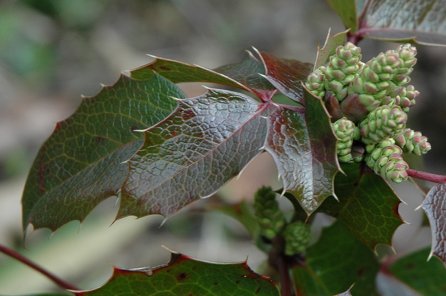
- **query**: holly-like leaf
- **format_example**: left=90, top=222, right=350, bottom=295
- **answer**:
left=213, top=50, right=274, bottom=91
left=421, top=183, right=446, bottom=264
left=314, top=29, right=348, bottom=69
left=119, top=88, right=269, bottom=218
left=387, top=248, right=446, bottom=295
left=293, top=221, right=379, bottom=295
left=257, top=51, right=313, bottom=103
left=131, top=55, right=252, bottom=92
left=22, top=73, right=185, bottom=230
left=319, top=164, right=402, bottom=250
left=327, top=0, right=358, bottom=31
left=361, top=0, right=446, bottom=45
left=82, top=253, right=279, bottom=295
left=264, top=88, right=339, bottom=215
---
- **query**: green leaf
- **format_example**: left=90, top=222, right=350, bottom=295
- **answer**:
left=327, top=0, right=358, bottom=31
left=22, top=73, right=185, bottom=230
left=120, top=88, right=268, bottom=218
left=314, top=30, right=348, bottom=69
left=265, top=88, right=339, bottom=215
left=131, top=55, right=252, bottom=92
left=388, top=248, right=446, bottom=295
left=213, top=50, right=274, bottom=91
left=361, top=0, right=446, bottom=45
left=319, top=164, right=403, bottom=250
left=293, top=221, right=379, bottom=295
left=257, top=51, right=313, bottom=103
left=421, top=184, right=446, bottom=264
left=83, top=253, right=279, bottom=295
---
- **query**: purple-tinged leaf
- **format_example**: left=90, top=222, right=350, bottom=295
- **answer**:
left=131, top=55, right=254, bottom=92
left=361, top=0, right=446, bottom=45
left=420, top=183, right=446, bottom=263
left=314, top=29, right=348, bottom=69
left=81, top=252, right=278, bottom=295
left=257, top=51, right=313, bottom=103
left=120, top=88, right=269, bottom=218
left=213, top=50, right=275, bottom=92
left=22, top=73, right=185, bottom=231
left=265, top=88, right=339, bottom=215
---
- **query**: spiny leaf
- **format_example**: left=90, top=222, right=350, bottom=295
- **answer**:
left=388, top=248, right=446, bottom=295
left=293, top=221, right=379, bottom=295
left=314, top=29, right=349, bottom=69
left=131, top=55, right=253, bottom=92
left=80, top=253, right=279, bottom=295
left=421, top=183, right=446, bottom=264
left=213, top=50, right=274, bottom=91
left=120, top=88, right=268, bottom=218
left=257, top=50, right=313, bottom=103
left=22, top=73, right=185, bottom=231
left=361, top=0, right=446, bottom=45
left=265, top=88, right=339, bottom=215
left=327, top=0, right=358, bottom=31
left=319, top=164, right=403, bottom=250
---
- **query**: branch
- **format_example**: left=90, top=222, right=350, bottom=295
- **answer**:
left=0, top=243, right=79, bottom=291
left=268, top=236, right=297, bottom=296
left=407, top=169, right=446, bottom=184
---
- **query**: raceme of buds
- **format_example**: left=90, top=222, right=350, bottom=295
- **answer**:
left=332, top=117, right=360, bottom=163
left=359, top=105, right=407, bottom=145
left=394, top=128, right=431, bottom=156
left=253, top=187, right=286, bottom=240
left=305, top=67, right=326, bottom=98
left=365, top=138, right=409, bottom=183
left=283, top=221, right=311, bottom=256
left=304, top=42, right=429, bottom=183
left=322, top=42, right=363, bottom=101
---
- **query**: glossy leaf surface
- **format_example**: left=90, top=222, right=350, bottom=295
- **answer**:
left=421, top=183, right=446, bottom=263
left=22, top=74, right=184, bottom=230
left=362, top=0, right=446, bottom=45
left=120, top=88, right=268, bottom=218
left=258, top=51, right=312, bottom=103
left=265, top=87, right=339, bottom=216
left=82, top=253, right=279, bottom=295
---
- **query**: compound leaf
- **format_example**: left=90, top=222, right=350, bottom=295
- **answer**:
left=120, top=88, right=268, bottom=218
left=22, top=73, right=185, bottom=230
left=82, top=253, right=279, bottom=296
left=361, top=0, right=446, bottom=45
left=421, top=183, right=446, bottom=264
left=293, top=221, right=379, bottom=295
left=319, top=164, right=403, bottom=250
left=388, top=248, right=446, bottom=295
left=265, top=88, right=339, bottom=215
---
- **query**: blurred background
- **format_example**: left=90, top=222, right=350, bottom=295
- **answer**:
left=0, top=0, right=445, bottom=294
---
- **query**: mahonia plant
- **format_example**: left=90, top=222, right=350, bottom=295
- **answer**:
left=306, top=43, right=431, bottom=183
left=4, top=1, right=446, bottom=296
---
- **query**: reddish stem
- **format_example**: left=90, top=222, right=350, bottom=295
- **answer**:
left=0, top=243, right=79, bottom=291
left=407, top=169, right=446, bottom=184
